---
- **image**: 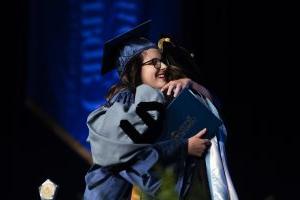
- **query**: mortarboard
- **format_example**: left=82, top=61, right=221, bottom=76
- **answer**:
left=158, top=36, right=202, bottom=82
left=101, top=20, right=157, bottom=75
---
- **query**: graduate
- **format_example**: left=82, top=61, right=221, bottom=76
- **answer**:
left=84, top=20, right=238, bottom=200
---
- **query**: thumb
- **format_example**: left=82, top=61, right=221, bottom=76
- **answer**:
left=195, top=128, right=207, bottom=138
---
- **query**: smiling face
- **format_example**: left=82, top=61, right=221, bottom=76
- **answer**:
left=140, top=48, right=168, bottom=89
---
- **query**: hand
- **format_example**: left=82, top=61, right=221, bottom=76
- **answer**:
left=160, top=78, right=192, bottom=97
left=188, top=128, right=211, bottom=157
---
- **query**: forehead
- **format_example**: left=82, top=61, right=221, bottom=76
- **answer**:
left=142, top=48, right=161, bottom=60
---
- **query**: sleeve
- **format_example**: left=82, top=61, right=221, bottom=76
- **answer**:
left=87, top=84, right=167, bottom=166
left=90, top=84, right=166, bottom=143
left=84, top=165, right=133, bottom=200
left=153, top=138, right=188, bottom=165
left=118, top=138, right=188, bottom=197
left=84, top=138, right=187, bottom=199
left=87, top=84, right=188, bottom=196
left=192, top=83, right=223, bottom=110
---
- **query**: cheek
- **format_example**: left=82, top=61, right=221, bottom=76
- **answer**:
left=140, top=67, right=167, bottom=88
left=141, top=67, right=155, bottom=84
left=140, top=68, right=147, bottom=83
left=156, top=79, right=167, bottom=89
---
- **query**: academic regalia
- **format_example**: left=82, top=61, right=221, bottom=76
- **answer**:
left=101, top=20, right=156, bottom=76
left=84, top=84, right=188, bottom=199
left=84, top=20, right=238, bottom=200
left=84, top=84, right=238, bottom=200
left=159, top=37, right=239, bottom=200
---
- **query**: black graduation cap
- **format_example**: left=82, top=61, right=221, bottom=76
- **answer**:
left=101, top=20, right=157, bottom=75
left=158, top=36, right=202, bottom=82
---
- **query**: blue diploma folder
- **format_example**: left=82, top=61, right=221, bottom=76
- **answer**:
left=159, top=88, right=222, bottom=141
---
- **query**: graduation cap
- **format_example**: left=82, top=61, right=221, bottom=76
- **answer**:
left=158, top=36, right=202, bottom=82
left=101, top=20, right=157, bottom=75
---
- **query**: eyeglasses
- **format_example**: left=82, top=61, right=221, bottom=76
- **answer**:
left=141, top=58, right=163, bottom=70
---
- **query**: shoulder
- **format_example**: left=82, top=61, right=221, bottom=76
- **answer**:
left=109, top=88, right=135, bottom=106
left=87, top=89, right=134, bottom=121
left=192, top=83, right=222, bottom=110
left=135, top=84, right=166, bottom=103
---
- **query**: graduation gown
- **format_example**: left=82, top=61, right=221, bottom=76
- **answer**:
left=84, top=84, right=238, bottom=200
left=84, top=84, right=188, bottom=199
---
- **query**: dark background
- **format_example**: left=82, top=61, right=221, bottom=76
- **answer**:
left=11, top=0, right=298, bottom=199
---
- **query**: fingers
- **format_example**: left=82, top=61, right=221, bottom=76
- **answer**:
left=160, top=82, right=169, bottom=93
left=161, top=79, right=192, bottom=97
left=160, top=81, right=177, bottom=96
left=161, top=82, right=182, bottom=97
left=167, top=83, right=176, bottom=96
left=173, top=84, right=182, bottom=97
left=204, top=140, right=211, bottom=146
left=187, top=137, right=211, bottom=157
left=195, top=128, right=207, bottom=138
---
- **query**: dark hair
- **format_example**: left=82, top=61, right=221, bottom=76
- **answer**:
left=106, top=54, right=143, bottom=100
left=165, top=65, right=187, bottom=81
left=105, top=55, right=188, bottom=101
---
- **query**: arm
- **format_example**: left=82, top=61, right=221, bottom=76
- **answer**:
left=118, top=138, right=187, bottom=197
left=84, top=165, right=133, bottom=200
left=160, top=77, right=221, bottom=109
left=87, top=84, right=166, bottom=167
left=160, top=78, right=212, bottom=100
left=85, top=129, right=210, bottom=198
left=118, top=129, right=210, bottom=197
left=87, top=82, right=209, bottom=197
left=190, top=81, right=213, bottom=102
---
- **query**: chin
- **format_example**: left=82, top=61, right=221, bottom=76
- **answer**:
left=154, top=81, right=167, bottom=89
left=145, top=79, right=167, bottom=89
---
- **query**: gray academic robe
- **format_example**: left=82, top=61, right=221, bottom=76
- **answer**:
left=84, top=84, right=187, bottom=199
left=84, top=84, right=238, bottom=200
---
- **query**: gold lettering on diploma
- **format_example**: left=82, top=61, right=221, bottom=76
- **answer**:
left=170, top=115, right=196, bottom=139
